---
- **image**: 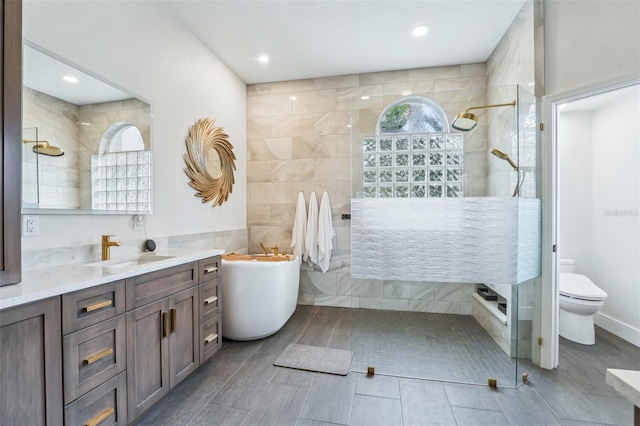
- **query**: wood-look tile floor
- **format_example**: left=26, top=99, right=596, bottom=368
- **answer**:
left=135, top=305, right=640, bottom=426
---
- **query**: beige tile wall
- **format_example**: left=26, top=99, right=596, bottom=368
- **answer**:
left=247, top=64, right=489, bottom=312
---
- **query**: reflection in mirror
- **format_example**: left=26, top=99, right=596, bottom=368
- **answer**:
left=22, top=43, right=153, bottom=214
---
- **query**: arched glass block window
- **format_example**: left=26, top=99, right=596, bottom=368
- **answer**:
left=363, top=96, right=463, bottom=199
left=376, top=96, right=450, bottom=135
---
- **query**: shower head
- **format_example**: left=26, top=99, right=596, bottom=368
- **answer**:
left=491, top=148, right=518, bottom=171
left=451, top=101, right=517, bottom=132
left=23, top=140, right=65, bottom=157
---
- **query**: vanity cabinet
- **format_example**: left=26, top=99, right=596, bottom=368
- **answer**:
left=125, top=262, right=200, bottom=421
left=198, top=256, right=222, bottom=363
left=0, top=297, right=63, bottom=425
left=62, top=280, right=127, bottom=425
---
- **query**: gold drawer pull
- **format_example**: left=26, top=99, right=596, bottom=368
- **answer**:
left=84, top=348, right=113, bottom=365
left=163, top=312, right=170, bottom=338
left=204, top=266, right=218, bottom=273
left=203, top=296, right=218, bottom=305
left=85, top=407, right=114, bottom=426
left=82, top=300, right=112, bottom=313
left=204, top=333, right=218, bottom=344
left=170, top=308, right=177, bottom=333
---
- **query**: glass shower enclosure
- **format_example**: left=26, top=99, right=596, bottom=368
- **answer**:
left=348, top=85, right=541, bottom=388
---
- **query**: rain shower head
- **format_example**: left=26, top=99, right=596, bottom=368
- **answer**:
left=23, top=140, right=65, bottom=157
left=451, top=101, right=517, bottom=131
left=491, top=148, right=518, bottom=171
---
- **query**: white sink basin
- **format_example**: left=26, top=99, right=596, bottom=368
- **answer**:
left=85, top=255, right=175, bottom=269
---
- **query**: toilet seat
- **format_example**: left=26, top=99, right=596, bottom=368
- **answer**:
left=559, top=273, right=608, bottom=301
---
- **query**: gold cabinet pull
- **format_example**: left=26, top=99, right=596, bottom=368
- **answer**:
left=203, top=296, right=218, bottom=305
left=204, top=333, right=218, bottom=344
left=84, top=348, right=113, bottom=365
left=204, top=266, right=218, bottom=273
left=85, top=407, right=114, bottom=426
left=170, top=308, right=177, bottom=333
left=81, top=300, right=112, bottom=313
left=162, top=312, right=170, bottom=337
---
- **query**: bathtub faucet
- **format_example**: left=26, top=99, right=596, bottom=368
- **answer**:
left=259, top=242, right=270, bottom=256
left=271, top=245, right=279, bottom=256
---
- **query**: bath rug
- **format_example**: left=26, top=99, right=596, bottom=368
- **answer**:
left=274, top=344, right=354, bottom=376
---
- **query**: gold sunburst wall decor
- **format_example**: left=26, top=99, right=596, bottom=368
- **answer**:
left=183, top=118, right=236, bottom=207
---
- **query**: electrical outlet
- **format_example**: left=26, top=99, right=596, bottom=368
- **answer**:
left=132, top=215, right=146, bottom=230
left=23, top=215, right=39, bottom=237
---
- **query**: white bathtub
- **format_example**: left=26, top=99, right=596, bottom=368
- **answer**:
left=221, top=255, right=301, bottom=340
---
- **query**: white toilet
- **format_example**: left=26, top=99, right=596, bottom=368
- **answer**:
left=559, top=258, right=608, bottom=345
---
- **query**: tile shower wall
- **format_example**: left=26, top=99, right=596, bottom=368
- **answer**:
left=247, top=64, right=488, bottom=312
left=23, top=87, right=80, bottom=209
left=22, top=88, right=151, bottom=210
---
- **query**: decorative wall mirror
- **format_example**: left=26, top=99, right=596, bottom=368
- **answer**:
left=21, top=43, right=153, bottom=214
left=184, top=118, right=236, bottom=207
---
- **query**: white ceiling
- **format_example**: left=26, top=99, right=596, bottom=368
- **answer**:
left=166, top=0, right=528, bottom=84
left=23, top=44, right=134, bottom=105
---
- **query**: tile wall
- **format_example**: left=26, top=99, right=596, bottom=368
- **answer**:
left=247, top=64, right=489, bottom=313
left=22, top=89, right=151, bottom=210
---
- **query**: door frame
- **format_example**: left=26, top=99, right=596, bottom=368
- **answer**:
left=540, top=71, right=640, bottom=369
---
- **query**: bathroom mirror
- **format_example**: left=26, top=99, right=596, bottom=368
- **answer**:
left=22, top=43, right=153, bottom=214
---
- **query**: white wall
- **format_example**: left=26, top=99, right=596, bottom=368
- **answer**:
left=22, top=1, right=247, bottom=250
left=544, top=0, right=640, bottom=95
left=591, top=89, right=640, bottom=343
left=558, top=111, right=593, bottom=277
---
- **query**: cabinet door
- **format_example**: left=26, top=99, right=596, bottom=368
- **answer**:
left=168, top=287, right=199, bottom=388
left=126, top=298, right=169, bottom=421
left=0, top=0, right=23, bottom=286
left=0, top=297, right=63, bottom=425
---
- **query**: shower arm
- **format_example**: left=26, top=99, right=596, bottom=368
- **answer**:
left=462, top=101, right=516, bottom=113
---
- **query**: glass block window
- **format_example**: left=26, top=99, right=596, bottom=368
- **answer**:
left=362, top=133, right=463, bottom=198
left=91, top=150, right=153, bottom=212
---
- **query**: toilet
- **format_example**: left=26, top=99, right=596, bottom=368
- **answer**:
left=559, top=258, right=608, bottom=345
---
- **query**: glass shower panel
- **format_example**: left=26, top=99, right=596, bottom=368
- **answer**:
left=350, top=85, right=541, bottom=388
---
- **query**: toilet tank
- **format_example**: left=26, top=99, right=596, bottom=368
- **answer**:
left=559, top=258, right=576, bottom=273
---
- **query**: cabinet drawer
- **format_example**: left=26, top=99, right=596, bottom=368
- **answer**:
left=62, top=281, right=125, bottom=334
left=64, top=371, right=127, bottom=426
left=63, top=315, right=126, bottom=404
left=126, top=262, right=197, bottom=310
left=199, top=279, right=221, bottom=323
left=199, top=314, right=222, bottom=363
left=198, top=256, right=220, bottom=283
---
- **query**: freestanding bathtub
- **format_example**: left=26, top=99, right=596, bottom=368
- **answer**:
left=221, top=254, right=301, bottom=340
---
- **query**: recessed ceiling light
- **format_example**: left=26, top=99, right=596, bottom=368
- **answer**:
left=402, top=90, right=412, bottom=96
left=346, top=124, right=353, bottom=128
left=63, top=75, right=78, bottom=83
left=290, top=95, right=297, bottom=101
left=411, top=25, right=429, bottom=37
left=528, top=81, right=535, bottom=87
left=258, top=55, right=269, bottom=64
left=360, top=95, right=370, bottom=100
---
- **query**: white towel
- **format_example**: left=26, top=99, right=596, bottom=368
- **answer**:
left=305, top=191, right=319, bottom=267
left=317, top=191, right=335, bottom=273
left=290, top=191, right=307, bottom=261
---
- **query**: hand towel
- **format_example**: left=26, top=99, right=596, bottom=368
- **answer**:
left=290, top=191, right=307, bottom=261
left=317, top=191, right=336, bottom=273
left=305, top=191, right=319, bottom=267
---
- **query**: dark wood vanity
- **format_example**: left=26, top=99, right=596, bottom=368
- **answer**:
left=0, top=254, right=222, bottom=425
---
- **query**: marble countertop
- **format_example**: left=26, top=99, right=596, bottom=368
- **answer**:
left=0, top=248, right=225, bottom=310
left=606, top=368, right=640, bottom=408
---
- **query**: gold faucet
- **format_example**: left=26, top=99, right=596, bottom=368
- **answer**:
left=271, top=245, right=279, bottom=256
left=101, top=235, right=121, bottom=260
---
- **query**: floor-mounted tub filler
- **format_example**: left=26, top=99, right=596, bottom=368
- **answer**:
left=221, top=253, right=301, bottom=340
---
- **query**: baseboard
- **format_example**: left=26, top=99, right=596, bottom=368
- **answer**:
left=594, top=312, right=640, bottom=348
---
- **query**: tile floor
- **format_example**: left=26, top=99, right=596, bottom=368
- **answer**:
left=135, top=305, right=640, bottom=426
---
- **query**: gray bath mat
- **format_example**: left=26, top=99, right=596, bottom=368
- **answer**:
left=274, top=344, right=354, bottom=376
